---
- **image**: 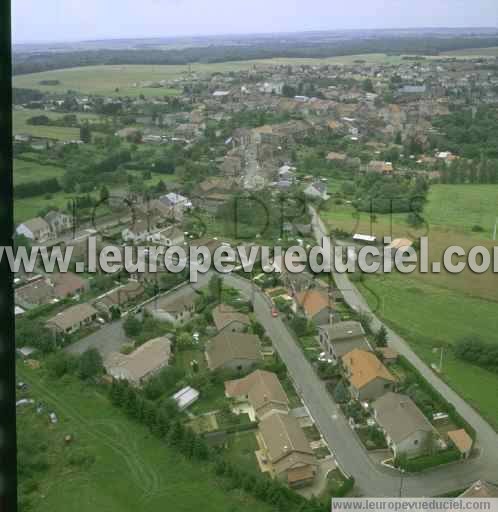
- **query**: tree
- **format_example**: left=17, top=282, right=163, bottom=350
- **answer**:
left=80, top=123, right=92, bottom=143
left=123, top=314, right=141, bottom=338
left=375, top=325, right=388, bottom=347
left=78, top=348, right=103, bottom=380
left=333, top=381, right=349, bottom=404
left=362, top=78, right=374, bottom=93
left=99, top=185, right=110, bottom=203
left=208, top=274, right=222, bottom=303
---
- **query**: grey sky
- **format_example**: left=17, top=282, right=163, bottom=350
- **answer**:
left=13, top=0, right=498, bottom=43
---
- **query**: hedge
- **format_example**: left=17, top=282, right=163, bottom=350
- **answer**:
left=396, top=355, right=476, bottom=441
left=334, top=476, right=355, bottom=497
left=398, top=449, right=461, bottom=473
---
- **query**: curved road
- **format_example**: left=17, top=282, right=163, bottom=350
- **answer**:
left=277, top=207, right=498, bottom=496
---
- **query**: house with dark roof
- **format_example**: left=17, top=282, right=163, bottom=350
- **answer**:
left=257, top=412, right=317, bottom=488
left=225, top=369, right=289, bottom=420
left=205, top=332, right=261, bottom=372
left=318, top=321, right=372, bottom=363
left=373, top=392, right=434, bottom=458
left=212, top=304, right=250, bottom=333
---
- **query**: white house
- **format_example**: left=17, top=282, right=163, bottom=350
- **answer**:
left=16, top=217, right=51, bottom=242
left=304, top=181, right=330, bottom=201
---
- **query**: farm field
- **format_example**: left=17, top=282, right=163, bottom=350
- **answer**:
left=12, top=55, right=408, bottom=97
left=14, top=158, right=65, bottom=186
left=440, top=46, right=498, bottom=57
left=17, top=364, right=272, bottom=512
left=321, top=184, right=498, bottom=301
left=424, top=184, right=498, bottom=236
left=357, top=272, right=498, bottom=431
left=13, top=108, right=103, bottom=141
left=14, top=191, right=73, bottom=224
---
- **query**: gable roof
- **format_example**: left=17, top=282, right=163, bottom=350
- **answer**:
left=447, top=429, right=473, bottom=454
left=21, top=217, right=50, bottom=233
left=205, top=332, right=261, bottom=370
left=259, top=412, right=316, bottom=473
left=105, top=336, right=172, bottom=383
left=342, top=349, right=396, bottom=390
left=212, top=304, right=250, bottom=332
left=51, top=272, right=87, bottom=297
left=46, top=303, right=98, bottom=331
left=373, top=392, right=433, bottom=443
left=295, top=289, right=330, bottom=319
left=225, top=369, right=289, bottom=415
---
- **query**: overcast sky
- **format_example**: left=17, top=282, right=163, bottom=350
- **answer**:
left=12, top=0, right=498, bottom=43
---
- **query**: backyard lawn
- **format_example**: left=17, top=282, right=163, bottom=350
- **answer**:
left=17, top=364, right=272, bottom=512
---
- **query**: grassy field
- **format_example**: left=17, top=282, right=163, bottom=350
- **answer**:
left=13, top=109, right=103, bottom=140
left=17, top=364, right=272, bottom=512
left=14, top=158, right=65, bottom=186
left=12, top=55, right=407, bottom=97
left=357, top=273, right=498, bottom=431
left=14, top=191, right=73, bottom=224
left=440, top=47, right=498, bottom=58
left=424, top=184, right=498, bottom=236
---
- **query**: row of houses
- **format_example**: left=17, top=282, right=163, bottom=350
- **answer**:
left=16, top=211, right=72, bottom=242
left=225, top=369, right=317, bottom=488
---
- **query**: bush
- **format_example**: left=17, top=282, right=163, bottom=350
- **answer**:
left=397, top=449, right=460, bottom=472
left=397, top=356, right=476, bottom=440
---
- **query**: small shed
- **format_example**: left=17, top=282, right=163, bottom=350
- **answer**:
left=448, top=429, right=473, bottom=458
left=172, top=386, right=199, bottom=411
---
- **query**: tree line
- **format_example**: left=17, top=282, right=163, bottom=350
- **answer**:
left=13, top=35, right=498, bottom=75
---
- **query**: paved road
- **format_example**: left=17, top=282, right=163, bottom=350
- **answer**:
left=302, top=207, right=498, bottom=495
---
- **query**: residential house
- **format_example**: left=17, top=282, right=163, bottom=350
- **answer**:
left=15, top=276, right=56, bottom=308
left=44, top=210, right=72, bottom=235
left=303, top=181, right=330, bottom=201
left=194, top=177, right=239, bottom=212
left=224, top=369, right=290, bottom=420
left=367, top=160, right=394, bottom=175
left=205, top=332, right=262, bottom=372
left=295, top=289, right=332, bottom=326
left=146, top=225, right=185, bottom=247
left=93, top=281, right=145, bottom=315
left=46, top=303, right=98, bottom=335
left=159, top=192, right=192, bottom=220
left=16, top=217, right=51, bottom=242
left=212, top=304, right=251, bottom=333
left=373, top=392, right=434, bottom=458
left=104, top=336, right=172, bottom=385
left=50, top=272, right=88, bottom=299
left=318, top=321, right=371, bottom=363
left=342, top=349, right=396, bottom=401
left=146, top=289, right=196, bottom=325
left=122, top=218, right=156, bottom=243
left=257, top=412, right=317, bottom=488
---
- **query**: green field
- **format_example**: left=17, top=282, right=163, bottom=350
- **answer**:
left=357, top=273, right=498, bottom=431
left=440, top=47, right=498, bottom=58
left=13, top=109, right=103, bottom=141
left=12, top=55, right=407, bottom=97
left=14, top=191, right=73, bottom=224
left=14, top=158, right=65, bottom=186
left=425, top=184, right=498, bottom=236
left=17, top=364, right=272, bottom=512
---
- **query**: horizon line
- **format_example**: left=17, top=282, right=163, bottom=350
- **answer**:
left=13, top=24, right=498, bottom=46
